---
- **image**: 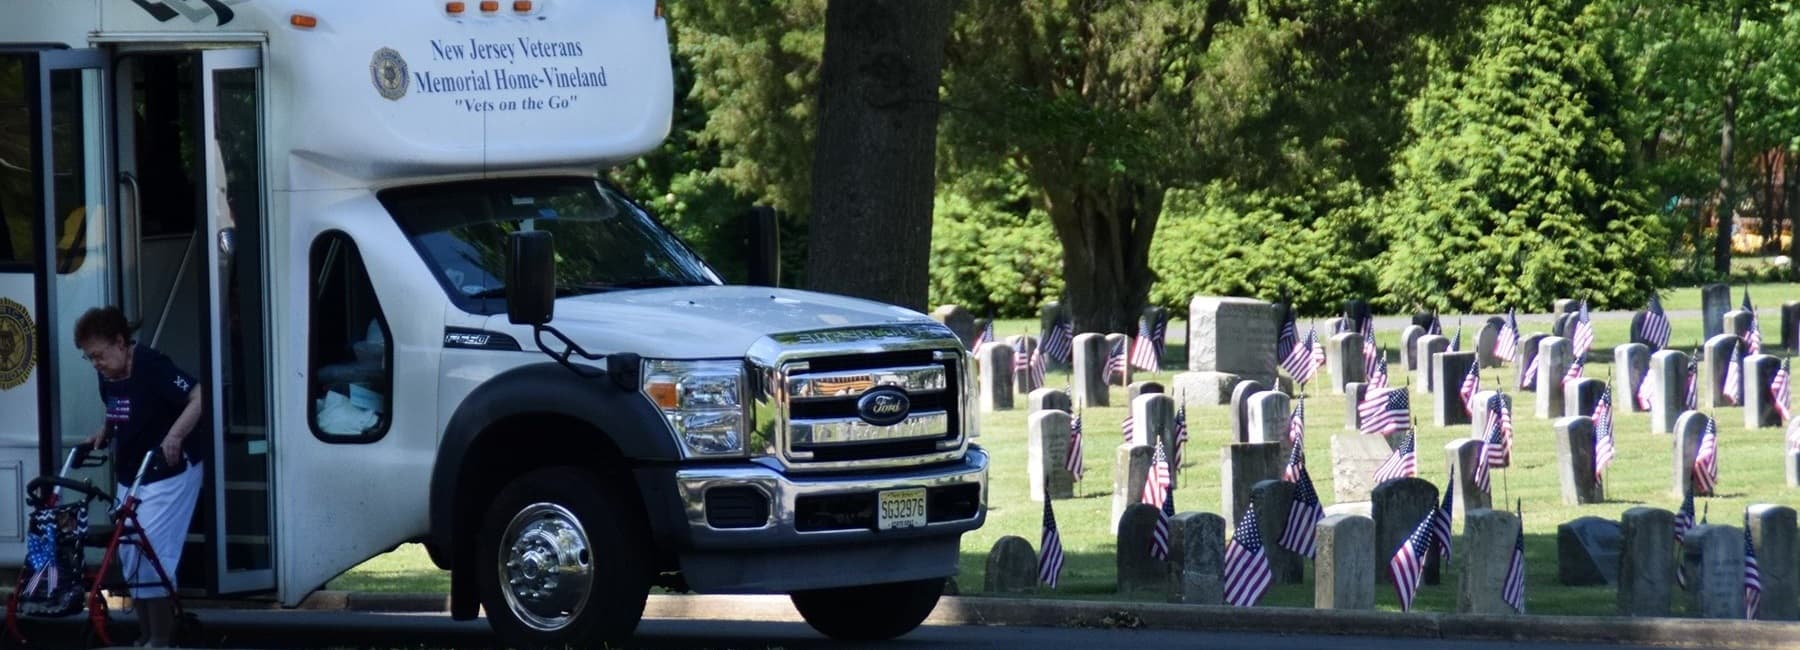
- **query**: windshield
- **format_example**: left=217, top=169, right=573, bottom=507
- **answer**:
left=381, top=178, right=720, bottom=315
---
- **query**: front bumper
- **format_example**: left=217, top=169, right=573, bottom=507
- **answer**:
left=665, top=446, right=988, bottom=592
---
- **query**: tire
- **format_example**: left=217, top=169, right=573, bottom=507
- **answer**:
left=790, top=577, right=945, bottom=641
left=477, top=466, right=650, bottom=648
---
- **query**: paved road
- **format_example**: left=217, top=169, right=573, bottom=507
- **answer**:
left=11, top=608, right=1670, bottom=649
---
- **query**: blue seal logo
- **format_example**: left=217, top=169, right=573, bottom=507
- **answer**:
left=856, top=387, right=910, bottom=427
left=370, top=47, right=409, bottom=101
left=0, top=297, right=34, bottom=391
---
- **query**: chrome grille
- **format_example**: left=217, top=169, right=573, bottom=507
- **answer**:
left=776, top=350, right=966, bottom=470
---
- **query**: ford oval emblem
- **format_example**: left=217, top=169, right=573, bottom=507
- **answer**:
left=857, top=387, right=911, bottom=426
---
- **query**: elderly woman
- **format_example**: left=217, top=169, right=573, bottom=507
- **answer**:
left=75, top=306, right=205, bottom=647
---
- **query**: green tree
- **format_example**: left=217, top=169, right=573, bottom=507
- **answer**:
left=1373, top=0, right=1668, bottom=312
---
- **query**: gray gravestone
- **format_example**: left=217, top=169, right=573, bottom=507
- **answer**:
left=1725, top=310, right=1754, bottom=341
left=1174, top=512, right=1226, bottom=604
left=1459, top=509, right=1522, bottom=615
left=1316, top=514, right=1375, bottom=610
left=1536, top=337, right=1574, bottom=418
left=1744, top=354, right=1783, bottom=429
left=1629, top=311, right=1652, bottom=349
left=1557, top=517, right=1621, bottom=586
left=1010, top=335, right=1040, bottom=394
left=1372, top=478, right=1441, bottom=585
left=1331, top=434, right=1399, bottom=504
left=931, top=304, right=978, bottom=350
left=1133, top=394, right=1178, bottom=486
left=1247, top=391, right=1293, bottom=462
left=1173, top=371, right=1241, bottom=407
left=1105, top=332, right=1133, bottom=387
left=1433, top=351, right=1478, bottom=426
left=1476, top=318, right=1503, bottom=368
left=1467, top=389, right=1502, bottom=441
left=1072, top=333, right=1111, bottom=408
left=1517, top=333, right=1548, bottom=390
left=1400, top=325, right=1426, bottom=371
left=977, top=342, right=1016, bottom=412
left=1328, top=332, right=1365, bottom=395
left=1673, top=411, right=1713, bottom=498
left=1415, top=334, right=1450, bottom=393
left=1221, top=443, right=1283, bottom=524
left=1229, top=380, right=1270, bottom=444
left=1701, top=333, right=1743, bottom=409
left=1250, top=480, right=1304, bottom=584
left=1649, top=350, right=1691, bottom=434
left=1444, top=438, right=1491, bottom=523
left=1554, top=298, right=1580, bottom=314
left=1618, top=507, right=1675, bottom=616
left=1783, top=301, right=1800, bottom=353
left=1552, top=312, right=1574, bottom=338
left=1344, top=382, right=1369, bottom=431
left=1790, top=449, right=1800, bottom=487
left=1701, top=283, right=1730, bottom=342
left=1028, top=410, right=1076, bottom=501
left=1613, top=343, right=1651, bottom=413
left=1685, top=524, right=1747, bottom=619
left=1029, top=386, right=1072, bottom=415
left=1111, top=443, right=1153, bottom=534
left=1188, top=296, right=1278, bottom=386
left=1324, top=317, right=1349, bottom=339
left=1343, top=300, right=1372, bottom=331
left=1038, top=301, right=1069, bottom=369
left=1747, top=504, right=1798, bottom=620
left=1118, top=503, right=1173, bottom=597
left=984, top=536, right=1039, bottom=594
left=1553, top=416, right=1604, bottom=505
left=1127, top=381, right=1165, bottom=402
left=1564, top=377, right=1605, bottom=418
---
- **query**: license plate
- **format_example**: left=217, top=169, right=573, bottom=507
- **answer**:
left=877, top=488, right=928, bottom=530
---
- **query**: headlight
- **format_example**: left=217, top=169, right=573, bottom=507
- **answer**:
left=641, top=359, right=748, bottom=457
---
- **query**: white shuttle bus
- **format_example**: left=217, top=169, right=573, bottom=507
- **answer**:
left=0, top=1, right=988, bottom=644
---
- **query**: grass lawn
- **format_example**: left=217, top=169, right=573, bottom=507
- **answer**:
left=331, top=288, right=1800, bottom=618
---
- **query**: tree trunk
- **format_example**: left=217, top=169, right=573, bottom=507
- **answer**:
left=1713, top=5, right=1742, bottom=275
left=1787, top=153, right=1799, bottom=278
left=1042, top=180, right=1164, bottom=334
left=803, top=0, right=953, bottom=312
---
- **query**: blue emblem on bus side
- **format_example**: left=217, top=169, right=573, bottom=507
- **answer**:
left=370, top=48, right=409, bottom=101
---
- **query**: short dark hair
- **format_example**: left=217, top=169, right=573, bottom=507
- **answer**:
left=74, top=306, right=131, bottom=347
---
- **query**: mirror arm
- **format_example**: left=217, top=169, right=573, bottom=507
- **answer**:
left=532, top=324, right=606, bottom=379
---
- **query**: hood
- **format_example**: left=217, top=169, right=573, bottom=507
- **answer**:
left=490, top=285, right=945, bottom=359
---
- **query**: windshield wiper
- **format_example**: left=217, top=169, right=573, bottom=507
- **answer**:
left=573, top=278, right=698, bottom=292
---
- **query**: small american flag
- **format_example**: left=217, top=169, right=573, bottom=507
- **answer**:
left=1459, top=360, right=1481, bottom=415
left=1038, top=490, right=1065, bottom=588
left=1143, top=438, right=1172, bottom=509
left=1572, top=300, right=1596, bottom=358
left=1496, top=308, right=1521, bottom=362
left=1450, top=320, right=1463, bottom=352
left=1150, top=481, right=1175, bottom=561
left=1746, top=514, right=1763, bottom=620
left=1131, top=314, right=1164, bottom=372
left=1473, top=430, right=1493, bottom=494
left=1563, top=352, right=1587, bottom=384
left=1173, top=402, right=1189, bottom=471
left=1431, top=480, right=1454, bottom=564
left=1674, top=489, right=1695, bottom=589
left=1693, top=417, right=1719, bottom=495
left=1065, top=414, right=1084, bottom=482
left=1374, top=428, right=1418, bottom=483
left=1010, top=336, right=1042, bottom=392
left=1743, top=290, right=1763, bottom=355
left=1788, top=415, right=1800, bottom=453
left=973, top=320, right=995, bottom=349
left=1774, top=359, right=1791, bottom=423
left=1641, top=294, right=1671, bottom=351
left=1121, top=411, right=1137, bottom=444
left=1502, top=522, right=1526, bottom=613
left=1366, top=347, right=1390, bottom=390
left=1041, top=315, right=1074, bottom=363
left=1306, top=328, right=1327, bottom=383
left=1280, top=464, right=1323, bottom=558
left=1277, top=311, right=1300, bottom=370
left=1030, top=347, right=1048, bottom=389
left=1106, top=336, right=1128, bottom=385
left=1634, top=362, right=1655, bottom=411
left=1288, top=399, right=1307, bottom=449
left=1723, top=341, right=1744, bottom=405
left=1485, top=394, right=1514, bottom=468
left=1390, top=508, right=1438, bottom=612
left=1282, top=429, right=1306, bottom=483
left=1518, top=351, right=1540, bottom=391
left=1426, top=313, right=1442, bottom=336
left=1594, top=387, right=1616, bottom=483
left=1358, top=388, right=1410, bottom=436
left=1223, top=504, right=1273, bottom=607
left=1686, top=355, right=1700, bottom=410
left=1283, top=328, right=1322, bottom=386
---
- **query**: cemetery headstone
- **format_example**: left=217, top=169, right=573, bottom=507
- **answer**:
left=1342, top=300, right=1372, bottom=332
left=1564, top=377, right=1605, bottom=417
left=1432, top=351, right=1478, bottom=426
left=1724, top=310, right=1754, bottom=341
left=1133, top=394, right=1178, bottom=486
left=1328, top=332, right=1364, bottom=395
left=931, top=304, right=977, bottom=350
left=1072, top=333, right=1111, bottom=408
left=1553, top=416, right=1604, bottom=505
left=1029, top=386, right=1072, bottom=415
left=1221, top=443, right=1282, bottom=524
left=1038, top=300, right=1069, bottom=369
left=1250, top=480, right=1304, bottom=584
left=1552, top=312, right=1573, bottom=338
left=1117, top=503, right=1173, bottom=597
left=1010, top=335, right=1040, bottom=395
left=1459, top=509, right=1522, bottom=615
left=1343, top=382, right=1369, bottom=431
left=1517, top=333, right=1548, bottom=389
left=1701, top=333, right=1743, bottom=409
left=1649, top=350, right=1691, bottom=434
left=1371, top=477, right=1441, bottom=585
left=1399, top=325, right=1425, bottom=371
left=1110, top=443, right=1153, bottom=534
left=1229, top=380, right=1270, bottom=444
left=977, top=342, right=1016, bottom=412
left=1106, top=332, right=1133, bottom=387
left=1188, top=296, right=1278, bottom=387
left=1028, top=410, right=1076, bottom=501
left=1673, top=411, right=1713, bottom=498
left=1629, top=311, right=1651, bottom=349
left=1173, top=371, right=1240, bottom=408
left=1789, top=449, right=1800, bottom=487
left=1618, top=507, right=1675, bottom=616
left=1613, top=343, right=1651, bottom=413
left=1127, top=381, right=1165, bottom=402
left=1315, top=514, right=1375, bottom=610
left=1743, top=354, right=1783, bottom=429
left=1747, top=504, right=1798, bottom=621
left=1324, top=317, right=1349, bottom=340
left=1444, top=439, right=1491, bottom=522
left=1557, top=516, right=1621, bottom=586
left=1536, top=337, right=1573, bottom=418
left=1554, top=298, right=1581, bottom=314
left=1701, top=283, right=1730, bottom=340
left=1247, top=391, right=1292, bottom=461
left=1174, top=512, right=1226, bottom=604
left=1331, top=434, right=1400, bottom=504
left=1476, top=317, right=1504, bottom=368
left=1684, top=524, right=1747, bottom=619
left=1415, top=334, right=1449, bottom=393
left=983, top=536, right=1039, bottom=594
left=1783, top=301, right=1800, bottom=353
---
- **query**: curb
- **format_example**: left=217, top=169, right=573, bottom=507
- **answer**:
left=188, top=591, right=1800, bottom=648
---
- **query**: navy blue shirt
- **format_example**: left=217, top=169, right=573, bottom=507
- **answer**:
left=99, top=344, right=207, bottom=485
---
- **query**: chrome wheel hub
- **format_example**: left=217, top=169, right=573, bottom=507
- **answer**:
left=498, top=503, right=593, bottom=631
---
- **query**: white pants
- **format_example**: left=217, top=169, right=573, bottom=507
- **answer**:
left=116, top=461, right=202, bottom=599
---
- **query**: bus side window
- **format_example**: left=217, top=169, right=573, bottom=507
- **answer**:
left=307, top=231, right=392, bottom=442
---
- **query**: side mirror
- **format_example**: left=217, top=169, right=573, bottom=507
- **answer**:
left=506, top=231, right=556, bottom=326
left=744, top=206, right=780, bottom=288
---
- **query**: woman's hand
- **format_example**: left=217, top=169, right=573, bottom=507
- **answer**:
left=161, top=435, right=183, bottom=468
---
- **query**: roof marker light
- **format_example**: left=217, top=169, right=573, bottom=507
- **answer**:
left=446, top=2, right=466, bottom=14
left=513, top=1, right=533, bottom=12
left=480, top=1, right=499, bottom=13
left=289, top=13, right=317, bottom=29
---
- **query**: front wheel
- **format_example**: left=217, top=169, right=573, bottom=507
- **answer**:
left=477, top=467, right=649, bottom=648
left=790, top=577, right=945, bottom=641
